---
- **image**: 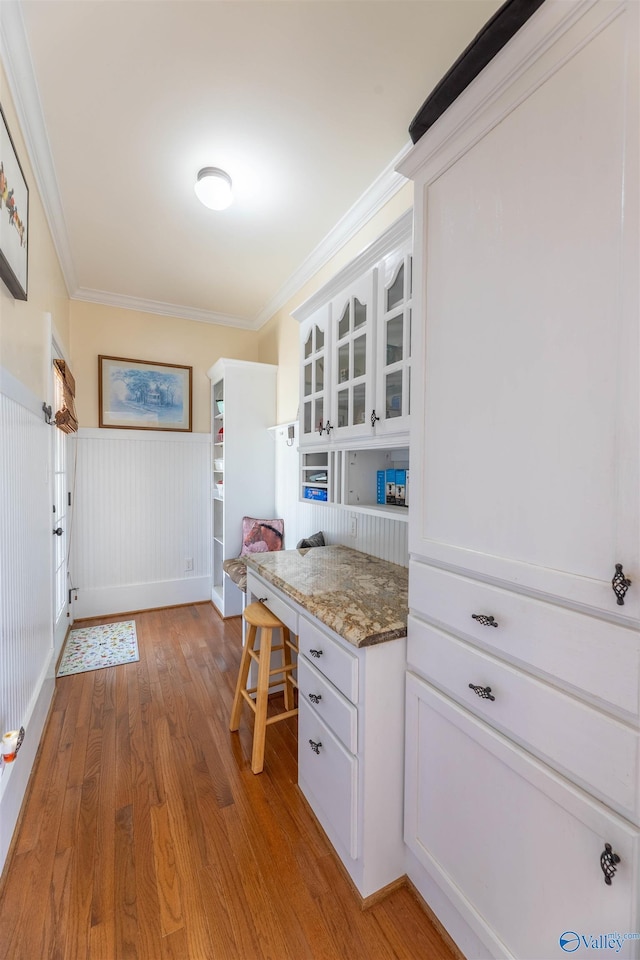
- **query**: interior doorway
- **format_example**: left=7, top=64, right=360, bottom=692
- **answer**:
left=51, top=338, right=71, bottom=660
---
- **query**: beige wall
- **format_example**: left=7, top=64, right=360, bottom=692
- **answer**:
left=257, top=183, right=413, bottom=424
left=69, top=301, right=258, bottom=433
left=0, top=63, right=70, bottom=396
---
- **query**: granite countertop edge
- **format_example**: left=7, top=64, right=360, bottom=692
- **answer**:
left=244, top=546, right=408, bottom=649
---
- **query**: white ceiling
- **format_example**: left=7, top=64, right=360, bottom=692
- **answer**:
left=3, top=0, right=501, bottom=329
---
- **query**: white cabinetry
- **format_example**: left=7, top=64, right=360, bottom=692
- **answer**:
left=246, top=569, right=406, bottom=900
left=297, top=615, right=407, bottom=900
left=206, top=359, right=278, bottom=617
left=330, top=270, right=375, bottom=441
left=294, top=212, right=412, bottom=518
left=399, top=1, right=640, bottom=957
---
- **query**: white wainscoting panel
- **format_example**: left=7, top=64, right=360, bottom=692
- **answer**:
left=73, top=429, right=211, bottom=618
left=272, top=425, right=408, bottom=567
left=0, top=381, right=55, bottom=873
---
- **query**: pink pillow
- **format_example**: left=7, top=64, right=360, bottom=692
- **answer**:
left=240, top=517, right=284, bottom=556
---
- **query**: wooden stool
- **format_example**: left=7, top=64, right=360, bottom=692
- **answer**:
left=229, top=601, right=298, bottom=774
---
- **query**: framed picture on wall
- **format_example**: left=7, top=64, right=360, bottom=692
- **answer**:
left=99, top=355, right=193, bottom=432
left=0, top=104, right=29, bottom=301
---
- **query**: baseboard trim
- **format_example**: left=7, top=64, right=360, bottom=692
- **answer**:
left=73, top=576, right=211, bottom=619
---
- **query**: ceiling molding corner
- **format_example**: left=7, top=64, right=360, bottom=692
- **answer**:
left=71, top=288, right=254, bottom=329
left=0, top=0, right=77, bottom=295
left=252, top=142, right=413, bottom=330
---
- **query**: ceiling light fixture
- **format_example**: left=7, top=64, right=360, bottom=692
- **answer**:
left=194, top=167, right=233, bottom=210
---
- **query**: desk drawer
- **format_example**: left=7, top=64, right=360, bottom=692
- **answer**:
left=298, top=656, right=357, bottom=752
left=408, top=614, right=640, bottom=821
left=299, top=616, right=358, bottom=702
left=409, top=560, right=640, bottom=721
left=299, top=699, right=358, bottom=860
left=246, top=571, right=298, bottom=636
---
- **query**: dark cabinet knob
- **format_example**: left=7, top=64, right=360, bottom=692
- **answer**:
left=309, top=649, right=323, bottom=658
left=308, top=693, right=322, bottom=704
left=612, top=564, right=631, bottom=606
left=471, top=614, right=498, bottom=628
left=308, top=739, right=322, bottom=755
left=469, top=683, right=495, bottom=702
left=600, top=843, right=621, bottom=885
left=53, top=527, right=63, bottom=536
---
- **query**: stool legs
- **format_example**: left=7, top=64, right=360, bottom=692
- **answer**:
left=251, top=626, right=273, bottom=774
left=230, top=601, right=298, bottom=775
left=281, top=625, right=295, bottom=712
left=229, top=623, right=255, bottom=732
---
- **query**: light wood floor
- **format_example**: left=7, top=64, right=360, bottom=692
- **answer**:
left=0, top=603, right=459, bottom=960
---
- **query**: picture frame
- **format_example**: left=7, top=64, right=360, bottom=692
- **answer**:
left=99, top=355, right=192, bottom=432
left=0, top=104, right=29, bottom=300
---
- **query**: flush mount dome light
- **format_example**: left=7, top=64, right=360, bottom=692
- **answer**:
left=194, top=167, right=233, bottom=210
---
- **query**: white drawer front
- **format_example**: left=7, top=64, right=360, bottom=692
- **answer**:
left=298, top=699, right=358, bottom=859
left=405, top=675, right=640, bottom=960
left=246, top=571, right=298, bottom=636
left=299, top=616, right=358, bottom=702
left=409, top=560, right=640, bottom=721
left=408, top=615, right=640, bottom=821
left=298, top=656, right=357, bottom=752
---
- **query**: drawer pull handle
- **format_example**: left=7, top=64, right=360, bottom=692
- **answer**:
left=308, top=693, right=322, bottom=704
left=309, top=648, right=323, bottom=658
left=469, top=683, right=495, bottom=702
left=471, top=614, right=498, bottom=628
left=309, top=739, right=322, bottom=755
left=612, top=564, right=631, bottom=606
left=257, top=597, right=268, bottom=603
left=600, top=843, right=621, bottom=885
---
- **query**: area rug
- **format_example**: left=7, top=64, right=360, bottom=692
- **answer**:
left=57, top=620, right=139, bottom=677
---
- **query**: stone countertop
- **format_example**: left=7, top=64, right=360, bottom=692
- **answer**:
left=243, top=545, right=408, bottom=648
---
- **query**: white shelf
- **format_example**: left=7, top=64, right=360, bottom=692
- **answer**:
left=339, top=502, right=409, bottom=522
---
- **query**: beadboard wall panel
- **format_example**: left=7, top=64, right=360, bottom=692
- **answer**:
left=72, top=429, right=211, bottom=618
left=272, top=425, right=408, bottom=567
left=0, top=380, right=55, bottom=873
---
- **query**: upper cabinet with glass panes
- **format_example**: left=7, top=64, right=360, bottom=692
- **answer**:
left=300, top=304, right=330, bottom=443
left=330, top=270, right=375, bottom=441
left=374, top=240, right=412, bottom=437
left=294, top=211, right=412, bottom=449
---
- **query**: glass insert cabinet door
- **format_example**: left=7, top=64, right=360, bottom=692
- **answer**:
left=331, top=271, right=374, bottom=437
left=301, top=305, right=330, bottom=440
left=377, top=250, right=412, bottom=432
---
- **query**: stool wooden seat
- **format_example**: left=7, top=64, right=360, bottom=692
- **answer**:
left=229, top=601, right=298, bottom=774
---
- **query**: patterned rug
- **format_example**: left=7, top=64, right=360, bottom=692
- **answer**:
left=57, top=620, right=139, bottom=677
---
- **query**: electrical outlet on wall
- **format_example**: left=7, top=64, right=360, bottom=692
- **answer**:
left=185, top=558, right=193, bottom=572
left=349, top=515, right=357, bottom=538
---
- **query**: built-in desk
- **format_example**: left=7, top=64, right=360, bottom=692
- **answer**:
left=244, top=545, right=408, bottom=901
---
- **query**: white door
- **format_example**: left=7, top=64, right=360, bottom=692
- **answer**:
left=51, top=346, right=70, bottom=659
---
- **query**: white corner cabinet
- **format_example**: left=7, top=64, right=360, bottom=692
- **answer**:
left=399, top=1, right=640, bottom=958
left=206, top=359, right=278, bottom=617
left=293, top=212, right=412, bottom=519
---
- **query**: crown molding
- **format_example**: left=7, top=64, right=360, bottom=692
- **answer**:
left=253, top=143, right=412, bottom=329
left=71, top=288, right=253, bottom=329
left=291, top=208, right=413, bottom=324
left=0, top=0, right=77, bottom=295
